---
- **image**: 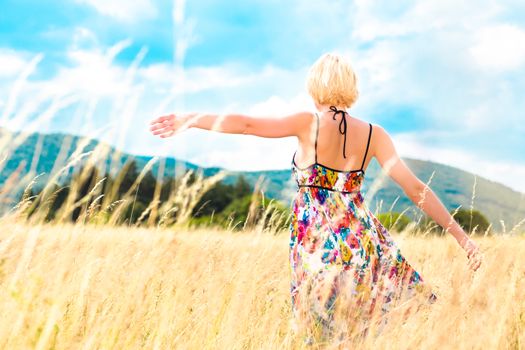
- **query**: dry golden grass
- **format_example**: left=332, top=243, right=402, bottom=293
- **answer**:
left=0, top=219, right=523, bottom=349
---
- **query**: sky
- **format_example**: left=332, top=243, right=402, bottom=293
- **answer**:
left=1, top=0, right=525, bottom=193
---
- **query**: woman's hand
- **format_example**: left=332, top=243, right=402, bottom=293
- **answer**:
left=460, top=237, right=483, bottom=272
left=149, top=114, right=191, bottom=138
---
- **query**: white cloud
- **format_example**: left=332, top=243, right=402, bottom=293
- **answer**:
left=0, top=39, right=137, bottom=115
left=0, top=50, right=28, bottom=77
left=351, top=0, right=502, bottom=42
left=52, top=43, right=131, bottom=97
left=0, top=37, right=143, bottom=146
left=76, top=0, right=157, bottom=22
left=140, top=63, right=260, bottom=95
left=469, top=24, right=525, bottom=71
left=71, top=27, right=100, bottom=50
left=185, top=132, right=297, bottom=172
left=246, top=93, right=314, bottom=115
left=138, top=63, right=300, bottom=97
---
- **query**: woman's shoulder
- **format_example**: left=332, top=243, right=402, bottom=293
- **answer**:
left=364, top=122, right=393, bottom=152
left=347, top=118, right=389, bottom=151
left=348, top=114, right=382, bottom=131
left=284, top=110, right=317, bottom=140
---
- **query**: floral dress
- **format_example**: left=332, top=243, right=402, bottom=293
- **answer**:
left=289, top=109, right=437, bottom=342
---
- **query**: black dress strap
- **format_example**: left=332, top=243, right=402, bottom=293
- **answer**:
left=360, top=123, right=373, bottom=170
left=314, top=112, right=319, bottom=163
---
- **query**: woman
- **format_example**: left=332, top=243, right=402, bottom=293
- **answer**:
left=149, top=52, right=483, bottom=344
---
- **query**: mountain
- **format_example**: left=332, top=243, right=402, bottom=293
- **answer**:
left=0, top=127, right=523, bottom=230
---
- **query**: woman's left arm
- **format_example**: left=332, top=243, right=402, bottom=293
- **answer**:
left=149, top=111, right=310, bottom=139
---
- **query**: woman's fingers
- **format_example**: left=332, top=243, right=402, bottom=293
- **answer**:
left=150, top=118, right=174, bottom=129
left=150, top=123, right=173, bottom=133
left=464, top=239, right=480, bottom=260
left=467, top=250, right=483, bottom=271
left=149, top=114, right=177, bottom=137
left=150, top=114, right=174, bottom=125
left=469, top=258, right=477, bottom=271
left=149, top=113, right=187, bottom=138
left=150, top=124, right=168, bottom=133
left=156, top=130, right=175, bottom=137
left=151, top=128, right=170, bottom=136
left=471, top=258, right=481, bottom=271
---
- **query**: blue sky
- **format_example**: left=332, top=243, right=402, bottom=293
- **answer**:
left=1, top=0, right=525, bottom=193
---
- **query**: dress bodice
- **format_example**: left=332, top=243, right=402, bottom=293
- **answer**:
left=291, top=158, right=364, bottom=194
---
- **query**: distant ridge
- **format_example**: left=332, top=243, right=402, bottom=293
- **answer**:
left=0, top=127, right=523, bottom=230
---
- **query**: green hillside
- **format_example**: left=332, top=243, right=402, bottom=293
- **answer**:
left=0, top=127, right=523, bottom=230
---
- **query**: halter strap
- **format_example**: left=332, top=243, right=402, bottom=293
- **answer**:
left=328, top=106, right=349, bottom=158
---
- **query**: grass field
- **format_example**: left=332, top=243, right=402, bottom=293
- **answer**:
left=0, top=218, right=523, bottom=349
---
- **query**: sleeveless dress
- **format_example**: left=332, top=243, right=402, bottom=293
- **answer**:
left=289, top=108, right=437, bottom=343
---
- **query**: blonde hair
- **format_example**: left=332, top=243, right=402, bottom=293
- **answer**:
left=306, top=52, right=359, bottom=108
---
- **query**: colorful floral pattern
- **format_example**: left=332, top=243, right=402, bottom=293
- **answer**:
left=292, top=157, right=364, bottom=193
left=289, top=158, right=437, bottom=339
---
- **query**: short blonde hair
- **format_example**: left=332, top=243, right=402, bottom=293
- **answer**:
left=306, top=52, right=359, bottom=108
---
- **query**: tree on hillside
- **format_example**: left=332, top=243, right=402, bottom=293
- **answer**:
left=191, top=193, right=290, bottom=232
left=117, top=160, right=139, bottom=196
left=234, top=174, right=252, bottom=198
left=454, top=208, right=492, bottom=235
left=71, top=164, right=101, bottom=221
left=191, top=182, right=235, bottom=218
left=191, top=175, right=253, bottom=218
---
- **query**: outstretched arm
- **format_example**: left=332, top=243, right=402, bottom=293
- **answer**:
left=149, top=111, right=311, bottom=138
left=372, top=124, right=482, bottom=271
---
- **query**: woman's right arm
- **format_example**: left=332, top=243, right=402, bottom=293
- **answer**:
left=149, top=111, right=311, bottom=138
left=372, top=124, right=482, bottom=271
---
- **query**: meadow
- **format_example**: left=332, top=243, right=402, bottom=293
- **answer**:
left=0, top=211, right=523, bottom=349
